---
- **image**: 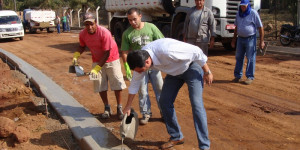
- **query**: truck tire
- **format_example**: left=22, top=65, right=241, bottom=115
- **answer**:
left=19, top=37, right=23, bottom=40
left=222, top=42, right=235, bottom=51
left=162, top=0, right=176, bottom=14
left=47, top=28, right=54, bottom=33
left=29, top=26, right=36, bottom=33
left=114, top=21, right=125, bottom=46
left=174, top=22, right=184, bottom=41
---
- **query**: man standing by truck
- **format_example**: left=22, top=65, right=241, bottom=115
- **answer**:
left=121, top=7, right=164, bottom=125
left=72, top=13, right=126, bottom=120
left=183, top=0, right=216, bottom=56
left=231, top=0, right=265, bottom=85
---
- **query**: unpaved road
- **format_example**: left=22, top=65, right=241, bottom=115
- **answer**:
left=0, top=31, right=299, bottom=150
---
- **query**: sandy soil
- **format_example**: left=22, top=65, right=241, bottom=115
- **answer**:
left=0, top=31, right=299, bottom=150
left=0, top=57, right=79, bottom=149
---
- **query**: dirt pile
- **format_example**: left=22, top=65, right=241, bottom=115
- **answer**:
left=0, top=117, right=30, bottom=143
left=0, top=57, right=79, bottom=149
left=0, top=117, right=16, bottom=138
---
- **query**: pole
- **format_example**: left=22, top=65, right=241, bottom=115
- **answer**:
left=78, top=9, right=82, bottom=27
left=297, top=0, right=300, bottom=26
left=96, top=6, right=100, bottom=25
left=70, top=9, right=74, bottom=27
left=274, top=0, right=277, bottom=39
left=14, top=0, right=16, bottom=11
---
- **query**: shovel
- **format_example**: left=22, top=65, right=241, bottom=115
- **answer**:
left=69, top=65, right=86, bottom=77
left=257, top=42, right=268, bottom=56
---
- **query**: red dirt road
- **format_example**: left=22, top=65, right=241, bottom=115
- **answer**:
left=0, top=31, right=299, bottom=150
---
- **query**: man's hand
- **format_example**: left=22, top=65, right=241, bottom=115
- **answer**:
left=204, top=73, right=213, bottom=86
left=72, top=52, right=80, bottom=65
left=259, top=41, right=265, bottom=50
left=90, top=65, right=102, bottom=78
left=231, top=38, right=236, bottom=49
left=124, top=62, right=132, bottom=80
left=123, top=105, right=131, bottom=116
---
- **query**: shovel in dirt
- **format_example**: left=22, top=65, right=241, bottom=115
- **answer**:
left=69, top=65, right=86, bottom=77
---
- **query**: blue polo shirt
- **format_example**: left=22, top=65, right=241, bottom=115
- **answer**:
left=234, top=9, right=263, bottom=37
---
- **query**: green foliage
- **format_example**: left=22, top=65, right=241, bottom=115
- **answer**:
left=1, top=0, right=105, bottom=11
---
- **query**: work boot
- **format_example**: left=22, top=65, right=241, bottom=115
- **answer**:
left=140, top=114, right=151, bottom=125
left=101, top=105, right=112, bottom=119
left=117, top=106, right=124, bottom=120
left=232, top=77, right=242, bottom=83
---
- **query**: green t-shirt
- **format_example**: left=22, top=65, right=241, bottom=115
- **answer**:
left=121, top=22, right=164, bottom=51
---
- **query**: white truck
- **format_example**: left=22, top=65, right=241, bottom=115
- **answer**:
left=23, top=9, right=56, bottom=33
left=105, top=0, right=261, bottom=50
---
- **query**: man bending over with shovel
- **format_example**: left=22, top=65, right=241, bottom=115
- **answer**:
left=123, top=38, right=213, bottom=150
left=72, top=12, right=126, bottom=119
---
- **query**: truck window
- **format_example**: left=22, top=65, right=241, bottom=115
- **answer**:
left=0, top=16, right=22, bottom=25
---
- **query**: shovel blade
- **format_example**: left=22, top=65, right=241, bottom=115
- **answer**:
left=75, top=66, right=85, bottom=76
left=69, top=65, right=76, bottom=73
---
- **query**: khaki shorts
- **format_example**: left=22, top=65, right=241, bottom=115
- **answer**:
left=92, top=59, right=126, bottom=92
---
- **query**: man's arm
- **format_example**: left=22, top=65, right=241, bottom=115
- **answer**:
left=258, top=27, right=265, bottom=49
left=123, top=94, right=136, bottom=115
left=97, top=50, right=110, bottom=67
left=208, top=9, right=216, bottom=48
left=231, top=27, right=237, bottom=48
left=121, top=51, right=128, bottom=64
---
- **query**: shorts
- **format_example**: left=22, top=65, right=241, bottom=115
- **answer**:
left=92, top=59, right=126, bottom=92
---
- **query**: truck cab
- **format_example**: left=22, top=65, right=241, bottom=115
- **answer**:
left=0, top=10, right=24, bottom=40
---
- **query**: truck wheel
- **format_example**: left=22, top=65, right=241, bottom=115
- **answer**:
left=162, top=24, right=171, bottom=37
left=222, top=42, right=235, bottom=51
left=175, top=22, right=184, bottom=41
left=114, top=21, right=125, bottom=46
left=29, top=26, right=36, bottom=33
left=19, top=37, right=23, bottom=40
left=47, top=28, right=54, bottom=33
left=162, top=0, right=176, bottom=14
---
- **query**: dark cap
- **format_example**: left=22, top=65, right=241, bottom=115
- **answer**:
left=240, top=0, right=249, bottom=5
left=83, top=12, right=96, bottom=23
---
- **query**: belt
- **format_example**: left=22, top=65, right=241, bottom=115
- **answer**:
left=238, top=34, right=255, bottom=39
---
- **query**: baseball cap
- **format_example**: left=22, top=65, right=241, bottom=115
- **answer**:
left=240, top=0, right=249, bottom=5
left=83, top=12, right=96, bottom=23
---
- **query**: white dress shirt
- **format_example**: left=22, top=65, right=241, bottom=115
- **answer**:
left=128, top=38, right=207, bottom=94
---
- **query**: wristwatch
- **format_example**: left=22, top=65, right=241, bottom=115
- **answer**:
left=204, top=70, right=212, bottom=75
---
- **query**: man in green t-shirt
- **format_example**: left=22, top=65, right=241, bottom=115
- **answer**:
left=121, top=7, right=164, bottom=125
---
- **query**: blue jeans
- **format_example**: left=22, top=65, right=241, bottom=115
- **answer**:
left=66, top=21, right=70, bottom=31
left=56, top=24, right=60, bottom=33
left=234, top=35, right=257, bottom=79
left=139, top=69, right=163, bottom=115
left=62, top=22, right=67, bottom=32
left=159, top=63, right=210, bottom=149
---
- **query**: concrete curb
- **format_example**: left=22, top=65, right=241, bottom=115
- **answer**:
left=267, top=45, right=300, bottom=56
left=0, top=48, right=130, bottom=150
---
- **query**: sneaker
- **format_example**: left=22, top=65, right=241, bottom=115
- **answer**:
left=117, top=106, right=124, bottom=120
left=244, top=78, right=253, bottom=85
left=101, top=106, right=112, bottom=119
left=139, top=114, right=151, bottom=125
left=232, top=77, right=242, bottom=83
